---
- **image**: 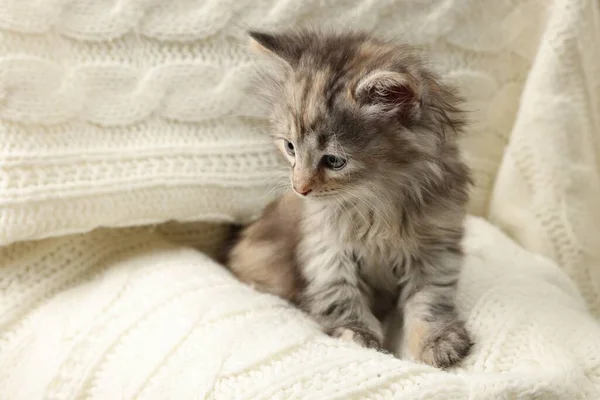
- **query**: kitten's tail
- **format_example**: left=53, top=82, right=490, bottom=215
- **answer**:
left=216, top=223, right=245, bottom=266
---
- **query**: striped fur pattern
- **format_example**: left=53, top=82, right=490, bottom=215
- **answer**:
left=227, top=29, right=473, bottom=368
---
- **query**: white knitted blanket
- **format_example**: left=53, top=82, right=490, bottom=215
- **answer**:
left=1, top=0, right=600, bottom=399
left=2, top=217, right=599, bottom=399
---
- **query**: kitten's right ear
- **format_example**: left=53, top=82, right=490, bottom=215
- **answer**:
left=248, top=30, right=305, bottom=67
left=354, top=71, right=423, bottom=123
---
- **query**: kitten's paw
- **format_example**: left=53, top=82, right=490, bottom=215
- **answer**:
left=420, top=319, right=472, bottom=368
left=329, top=325, right=382, bottom=350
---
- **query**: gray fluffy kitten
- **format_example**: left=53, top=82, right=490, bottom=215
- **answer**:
left=227, top=29, right=473, bottom=368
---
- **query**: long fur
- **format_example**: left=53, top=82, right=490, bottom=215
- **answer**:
left=226, top=29, right=473, bottom=368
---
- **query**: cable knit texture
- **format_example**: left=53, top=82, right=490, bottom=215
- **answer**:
left=0, top=0, right=541, bottom=245
left=488, top=0, right=600, bottom=317
left=2, top=0, right=600, bottom=398
left=2, top=217, right=600, bottom=399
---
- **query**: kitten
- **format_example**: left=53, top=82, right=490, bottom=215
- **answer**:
left=227, top=29, right=472, bottom=368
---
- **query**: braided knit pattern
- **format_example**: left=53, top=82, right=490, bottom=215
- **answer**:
left=488, top=0, right=600, bottom=317
left=0, top=0, right=541, bottom=245
left=2, top=0, right=600, bottom=398
left=1, top=217, right=599, bottom=399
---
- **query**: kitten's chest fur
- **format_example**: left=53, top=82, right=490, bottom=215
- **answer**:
left=301, top=200, right=414, bottom=298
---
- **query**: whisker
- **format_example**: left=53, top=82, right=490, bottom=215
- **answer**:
left=336, top=188, right=370, bottom=228
left=343, top=189, right=396, bottom=234
left=333, top=194, right=359, bottom=233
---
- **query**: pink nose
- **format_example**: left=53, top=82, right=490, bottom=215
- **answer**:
left=295, top=187, right=312, bottom=196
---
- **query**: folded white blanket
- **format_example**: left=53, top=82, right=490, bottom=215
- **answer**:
left=1, top=217, right=599, bottom=399
left=489, top=0, right=600, bottom=317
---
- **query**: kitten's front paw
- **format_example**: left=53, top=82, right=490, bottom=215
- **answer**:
left=420, top=320, right=472, bottom=368
left=329, top=325, right=382, bottom=350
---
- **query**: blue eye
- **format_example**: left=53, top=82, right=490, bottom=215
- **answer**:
left=323, top=155, right=347, bottom=170
left=285, top=140, right=295, bottom=156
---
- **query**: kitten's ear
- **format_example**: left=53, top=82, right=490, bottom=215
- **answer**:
left=248, top=30, right=306, bottom=67
left=354, top=71, right=422, bottom=122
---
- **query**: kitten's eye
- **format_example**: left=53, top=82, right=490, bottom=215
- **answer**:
left=323, top=155, right=347, bottom=170
left=284, top=140, right=295, bottom=156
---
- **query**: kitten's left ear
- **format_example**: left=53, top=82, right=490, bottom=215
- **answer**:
left=354, top=71, right=422, bottom=122
left=248, top=30, right=307, bottom=67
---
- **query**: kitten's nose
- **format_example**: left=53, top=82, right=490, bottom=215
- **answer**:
left=294, top=186, right=312, bottom=196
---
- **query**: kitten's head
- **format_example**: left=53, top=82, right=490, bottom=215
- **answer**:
left=250, top=29, right=468, bottom=205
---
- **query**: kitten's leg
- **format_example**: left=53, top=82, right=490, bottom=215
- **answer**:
left=301, top=252, right=383, bottom=349
left=400, top=256, right=472, bottom=368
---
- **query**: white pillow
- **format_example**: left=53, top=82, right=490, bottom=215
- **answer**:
left=0, top=0, right=535, bottom=245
